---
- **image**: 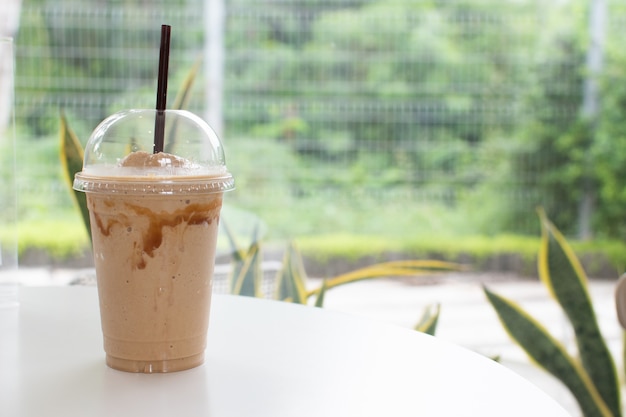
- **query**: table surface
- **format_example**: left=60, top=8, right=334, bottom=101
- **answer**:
left=1, top=287, right=572, bottom=417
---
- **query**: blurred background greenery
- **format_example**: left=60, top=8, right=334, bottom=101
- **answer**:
left=3, top=0, right=626, bottom=269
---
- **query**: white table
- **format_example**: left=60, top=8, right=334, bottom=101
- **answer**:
left=1, top=287, right=571, bottom=417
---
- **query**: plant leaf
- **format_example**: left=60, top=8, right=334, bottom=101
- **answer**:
left=484, top=287, right=614, bottom=417
left=171, top=57, right=201, bottom=111
left=275, top=241, right=308, bottom=304
left=164, top=57, right=201, bottom=154
left=221, top=220, right=247, bottom=263
left=309, top=260, right=461, bottom=296
left=59, top=111, right=91, bottom=242
left=230, top=241, right=262, bottom=297
left=414, top=303, right=440, bottom=335
left=623, top=331, right=626, bottom=383
left=314, top=279, right=328, bottom=308
left=537, top=208, right=621, bottom=417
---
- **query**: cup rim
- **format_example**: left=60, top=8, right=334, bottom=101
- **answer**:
left=73, top=171, right=235, bottom=195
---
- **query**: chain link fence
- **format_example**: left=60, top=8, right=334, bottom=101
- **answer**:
left=12, top=1, right=622, bottom=238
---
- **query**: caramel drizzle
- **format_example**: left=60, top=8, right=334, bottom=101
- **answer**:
left=93, top=199, right=220, bottom=269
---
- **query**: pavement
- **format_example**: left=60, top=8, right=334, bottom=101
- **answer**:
left=11, top=267, right=625, bottom=417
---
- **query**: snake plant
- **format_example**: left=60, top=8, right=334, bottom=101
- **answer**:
left=220, top=220, right=457, bottom=335
left=484, top=209, right=621, bottom=417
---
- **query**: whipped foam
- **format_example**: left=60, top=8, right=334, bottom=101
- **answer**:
left=81, top=151, right=229, bottom=178
left=120, top=151, right=188, bottom=169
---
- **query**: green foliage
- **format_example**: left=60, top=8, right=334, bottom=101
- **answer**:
left=484, top=287, right=613, bottom=417
left=413, top=303, right=441, bottom=336
left=19, top=0, right=626, bottom=251
left=227, top=227, right=461, bottom=306
left=592, top=43, right=626, bottom=240
left=220, top=0, right=626, bottom=239
left=538, top=211, right=619, bottom=415
left=485, top=210, right=621, bottom=417
left=13, top=134, right=77, bottom=222
left=18, top=0, right=626, bottom=240
left=59, top=112, right=90, bottom=241
left=10, top=217, right=89, bottom=259
left=224, top=0, right=536, bottom=222
left=224, top=224, right=461, bottom=335
left=275, top=242, right=309, bottom=303
left=17, top=1, right=204, bottom=142
left=502, top=2, right=589, bottom=235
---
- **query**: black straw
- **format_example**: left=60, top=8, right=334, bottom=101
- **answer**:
left=153, top=24, right=171, bottom=154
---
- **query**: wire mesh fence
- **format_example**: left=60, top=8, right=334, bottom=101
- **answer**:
left=11, top=0, right=624, bottom=238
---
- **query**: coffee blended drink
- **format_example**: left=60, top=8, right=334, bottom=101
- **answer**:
left=74, top=110, right=234, bottom=373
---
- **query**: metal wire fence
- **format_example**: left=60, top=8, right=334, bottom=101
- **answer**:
left=12, top=0, right=623, bottom=237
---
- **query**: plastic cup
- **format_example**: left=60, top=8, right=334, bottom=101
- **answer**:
left=73, top=109, right=234, bottom=373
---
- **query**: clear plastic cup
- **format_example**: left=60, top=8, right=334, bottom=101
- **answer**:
left=74, top=109, right=234, bottom=373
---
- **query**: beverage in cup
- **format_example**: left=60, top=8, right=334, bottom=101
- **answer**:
left=73, top=109, right=234, bottom=373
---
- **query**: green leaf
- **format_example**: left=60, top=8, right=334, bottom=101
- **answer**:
left=274, top=241, right=308, bottom=304
left=59, top=111, right=91, bottom=242
left=227, top=221, right=265, bottom=297
left=413, top=303, right=440, bottom=335
left=484, top=287, right=614, bottom=417
left=230, top=241, right=263, bottom=297
left=221, top=220, right=247, bottom=263
left=310, top=260, right=461, bottom=296
left=171, top=57, right=201, bottom=111
left=538, top=208, right=621, bottom=417
left=164, top=58, right=201, bottom=154
left=314, top=279, right=328, bottom=308
left=222, top=221, right=247, bottom=295
left=623, top=331, right=626, bottom=383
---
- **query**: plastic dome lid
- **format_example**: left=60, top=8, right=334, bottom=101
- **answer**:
left=73, top=109, right=234, bottom=195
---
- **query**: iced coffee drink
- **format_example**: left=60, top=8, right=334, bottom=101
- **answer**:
left=74, top=110, right=234, bottom=373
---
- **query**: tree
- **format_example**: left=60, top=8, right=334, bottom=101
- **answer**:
left=503, top=3, right=589, bottom=235
left=225, top=0, right=543, bottom=211
left=592, top=42, right=626, bottom=240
